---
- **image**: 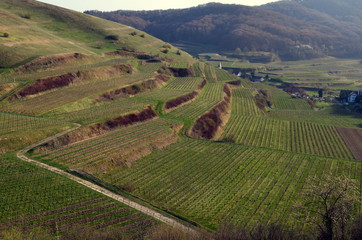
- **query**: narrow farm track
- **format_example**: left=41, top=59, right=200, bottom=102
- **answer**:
left=16, top=123, right=199, bottom=236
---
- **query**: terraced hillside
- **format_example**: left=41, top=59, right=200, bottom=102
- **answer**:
left=0, top=0, right=361, bottom=238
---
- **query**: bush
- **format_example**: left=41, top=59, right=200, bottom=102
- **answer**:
left=22, top=13, right=31, bottom=19
left=120, top=181, right=136, bottom=192
left=130, top=31, right=137, bottom=36
left=163, top=44, right=172, bottom=49
left=140, top=34, right=145, bottom=38
left=105, top=35, right=119, bottom=41
left=161, top=48, right=169, bottom=54
left=3, top=33, right=9, bottom=38
left=176, top=50, right=182, bottom=55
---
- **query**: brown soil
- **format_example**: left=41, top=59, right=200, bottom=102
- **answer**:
left=113, top=64, right=134, bottom=74
left=189, top=84, right=231, bottom=140
left=19, top=53, right=85, bottom=71
left=165, top=92, right=198, bottom=110
left=98, top=75, right=170, bottom=101
left=9, top=72, right=80, bottom=100
left=98, top=106, right=156, bottom=130
left=254, top=89, right=272, bottom=111
left=337, top=128, right=362, bottom=161
left=168, top=68, right=194, bottom=77
left=165, top=79, right=206, bottom=111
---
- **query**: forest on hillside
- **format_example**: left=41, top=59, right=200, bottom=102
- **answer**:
left=86, top=0, right=362, bottom=60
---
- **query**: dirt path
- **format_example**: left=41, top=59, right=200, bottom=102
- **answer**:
left=17, top=124, right=199, bottom=235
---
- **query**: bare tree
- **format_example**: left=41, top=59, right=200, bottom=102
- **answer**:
left=296, top=175, right=359, bottom=240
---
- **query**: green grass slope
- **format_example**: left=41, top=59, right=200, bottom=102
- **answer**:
left=0, top=0, right=193, bottom=68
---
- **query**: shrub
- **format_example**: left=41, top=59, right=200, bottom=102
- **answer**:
left=22, top=13, right=31, bottom=19
left=130, top=31, right=137, bottom=36
left=3, top=33, right=9, bottom=38
left=163, top=44, right=172, bottom=49
left=105, top=35, right=119, bottom=41
left=176, top=50, right=182, bottom=55
left=93, top=41, right=103, bottom=49
left=120, top=181, right=136, bottom=192
left=140, top=34, right=145, bottom=38
left=161, top=48, right=169, bottom=54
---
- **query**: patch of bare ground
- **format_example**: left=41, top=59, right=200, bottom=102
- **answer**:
left=189, top=84, right=232, bottom=140
left=337, top=128, right=362, bottom=161
left=9, top=72, right=80, bottom=100
left=165, top=79, right=206, bottom=112
left=98, top=75, right=170, bottom=101
left=168, top=67, right=194, bottom=77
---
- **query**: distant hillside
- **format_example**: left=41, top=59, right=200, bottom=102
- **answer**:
left=86, top=1, right=362, bottom=60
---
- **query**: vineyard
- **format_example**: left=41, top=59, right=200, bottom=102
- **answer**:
left=166, top=83, right=225, bottom=121
left=44, top=98, right=152, bottom=124
left=165, top=77, right=204, bottom=90
left=0, top=153, right=158, bottom=236
left=33, top=119, right=180, bottom=173
left=221, top=115, right=353, bottom=159
left=254, top=83, right=311, bottom=110
left=94, top=139, right=361, bottom=229
left=0, top=112, right=72, bottom=152
left=231, top=88, right=265, bottom=116
left=1, top=0, right=362, bottom=237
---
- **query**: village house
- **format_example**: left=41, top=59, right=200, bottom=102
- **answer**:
left=348, top=92, right=358, bottom=103
left=340, top=89, right=362, bottom=103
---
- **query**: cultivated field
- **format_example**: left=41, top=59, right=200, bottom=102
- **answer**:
left=1, top=0, right=361, bottom=237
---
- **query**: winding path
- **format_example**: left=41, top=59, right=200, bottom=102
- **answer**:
left=17, top=123, right=199, bottom=235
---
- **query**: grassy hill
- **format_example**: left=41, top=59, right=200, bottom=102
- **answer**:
left=0, top=0, right=193, bottom=68
left=0, top=0, right=361, bottom=239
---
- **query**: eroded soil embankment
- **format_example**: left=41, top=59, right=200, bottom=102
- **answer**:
left=189, top=84, right=231, bottom=140
left=41, top=106, right=157, bottom=149
left=9, top=72, right=80, bottom=100
left=165, top=79, right=207, bottom=110
left=98, top=75, right=170, bottom=101
left=10, top=64, right=134, bottom=100
left=168, top=67, right=194, bottom=77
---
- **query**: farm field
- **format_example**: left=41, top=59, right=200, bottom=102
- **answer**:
left=1, top=0, right=362, bottom=238
left=0, top=112, right=72, bottom=152
left=86, top=139, right=361, bottom=229
left=166, top=82, right=225, bottom=121
left=199, top=53, right=362, bottom=93
left=221, top=88, right=354, bottom=159
left=33, top=118, right=180, bottom=173
left=0, top=153, right=158, bottom=237
left=337, top=128, right=362, bottom=161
